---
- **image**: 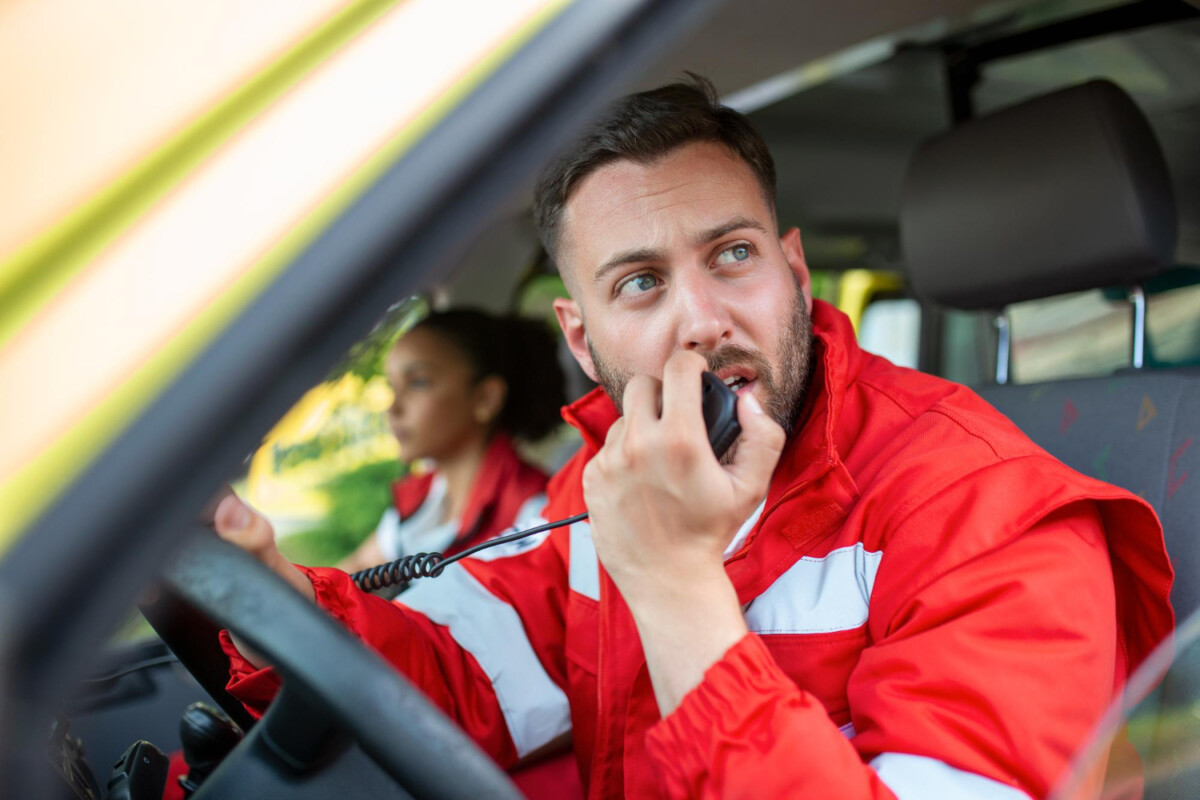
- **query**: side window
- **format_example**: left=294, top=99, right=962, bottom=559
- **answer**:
left=940, top=310, right=994, bottom=387
left=1009, top=290, right=1133, bottom=383
left=858, top=298, right=920, bottom=369
left=1147, top=279, right=1200, bottom=367
left=936, top=276, right=1200, bottom=386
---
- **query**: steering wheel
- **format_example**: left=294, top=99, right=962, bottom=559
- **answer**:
left=156, top=530, right=523, bottom=799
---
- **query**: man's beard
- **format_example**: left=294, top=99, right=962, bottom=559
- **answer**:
left=588, top=286, right=814, bottom=459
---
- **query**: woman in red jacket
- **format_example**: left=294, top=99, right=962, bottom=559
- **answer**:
left=339, top=308, right=568, bottom=573
left=336, top=309, right=581, bottom=799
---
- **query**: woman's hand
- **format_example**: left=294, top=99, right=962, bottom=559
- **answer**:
left=213, top=494, right=319, bottom=671
left=213, top=495, right=317, bottom=669
left=213, top=494, right=316, bottom=601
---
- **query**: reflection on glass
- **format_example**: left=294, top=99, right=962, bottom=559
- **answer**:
left=238, top=296, right=428, bottom=562
left=1053, top=610, right=1200, bottom=799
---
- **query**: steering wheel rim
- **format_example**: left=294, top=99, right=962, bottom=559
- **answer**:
left=159, top=530, right=523, bottom=800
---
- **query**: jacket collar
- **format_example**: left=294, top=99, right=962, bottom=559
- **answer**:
left=560, top=386, right=621, bottom=453
left=391, top=433, right=524, bottom=540
left=767, top=298, right=856, bottom=507
left=392, top=472, right=435, bottom=521
left=457, top=433, right=524, bottom=539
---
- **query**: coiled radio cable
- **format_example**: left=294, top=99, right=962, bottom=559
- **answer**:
left=351, top=512, right=588, bottom=592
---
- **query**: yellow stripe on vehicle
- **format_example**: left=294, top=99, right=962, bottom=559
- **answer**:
left=0, top=0, right=401, bottom=352
left=0, top=0, right=571, bottom=548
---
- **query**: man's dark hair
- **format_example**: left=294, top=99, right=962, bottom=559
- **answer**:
left=532, top=75, right=777, bottom=266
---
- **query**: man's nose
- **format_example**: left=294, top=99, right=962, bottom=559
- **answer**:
left=673, top=274, right=732, bottom=352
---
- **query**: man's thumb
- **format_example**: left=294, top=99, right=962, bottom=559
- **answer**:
left=728, top=392, right=786, bottom=487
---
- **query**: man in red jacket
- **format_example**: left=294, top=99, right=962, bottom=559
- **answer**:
left=216, top=77, right=1174, bottom=798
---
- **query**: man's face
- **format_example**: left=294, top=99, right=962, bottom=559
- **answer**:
left=553, top=141, right=815, bottom=434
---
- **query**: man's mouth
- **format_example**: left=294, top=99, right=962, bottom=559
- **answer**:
left=718, top=371, right=755, bottom=395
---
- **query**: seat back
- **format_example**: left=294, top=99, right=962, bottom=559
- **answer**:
left=978, top=375, right=1200, bottom=618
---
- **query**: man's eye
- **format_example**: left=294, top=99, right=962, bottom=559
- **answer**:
left=617, top=273, right=659, bottom=297
left=714, top=244, right=752, bottom=265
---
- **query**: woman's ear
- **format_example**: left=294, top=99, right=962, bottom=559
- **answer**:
left=474, top=375, right=508, bottom=426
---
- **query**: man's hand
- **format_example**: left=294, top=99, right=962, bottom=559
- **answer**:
left=582, top=350, right=786, bottom=713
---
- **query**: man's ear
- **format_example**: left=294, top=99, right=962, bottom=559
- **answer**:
left=553, top=297, right=600, bottom=382
left=780, top=227, right=813, bottom=314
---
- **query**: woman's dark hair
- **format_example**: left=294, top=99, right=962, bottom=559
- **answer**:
left=533, top=75, right=776, bottom=264
left=411, top=308, right=566, bottom=442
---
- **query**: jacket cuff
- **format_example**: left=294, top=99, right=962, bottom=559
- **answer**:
left=299, top=564, right=360, bottom=627
left=645, top=633, right=813, bottom=790
left=219, top=629, right=279, bottom=719
left=650, top=632, right=778, bottom=737
left=219, top=564, right=356, bottom=716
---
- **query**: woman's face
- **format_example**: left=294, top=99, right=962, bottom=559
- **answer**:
left=384, top=327, right=493, bottom=463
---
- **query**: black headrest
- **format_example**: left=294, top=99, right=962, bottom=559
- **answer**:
left=900, top=80, right=1177, bottom=310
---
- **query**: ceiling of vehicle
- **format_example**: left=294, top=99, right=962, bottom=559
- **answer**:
left=445, top=0, right=1199, bottom=310
left=633, top=0, right=1019, bottom=95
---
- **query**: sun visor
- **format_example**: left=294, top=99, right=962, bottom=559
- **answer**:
left=900, top=80, right=1177, bottom=310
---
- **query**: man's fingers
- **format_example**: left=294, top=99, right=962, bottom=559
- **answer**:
left=622, top=374, right=662, bottom=424
left=661, top=351, right=706, bottom=430
left=726, top=392, right=786, bottom=492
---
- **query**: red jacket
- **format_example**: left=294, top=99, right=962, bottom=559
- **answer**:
left=390, top=433, right=549, bottom=556
left=225, top=301, right=1173, bottom=799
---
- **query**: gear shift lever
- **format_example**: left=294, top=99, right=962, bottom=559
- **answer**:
left=178, top=702, right=242, bottom=797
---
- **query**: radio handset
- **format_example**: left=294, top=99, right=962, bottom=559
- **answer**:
left=701, top=371, right=741, bottom=461
left=352, top=372, right=741, bottom=591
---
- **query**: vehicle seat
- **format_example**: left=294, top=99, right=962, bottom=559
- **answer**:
left=900, top=79, right=1199, bottom=794
left=901, top=78, right=1194, bottom=616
